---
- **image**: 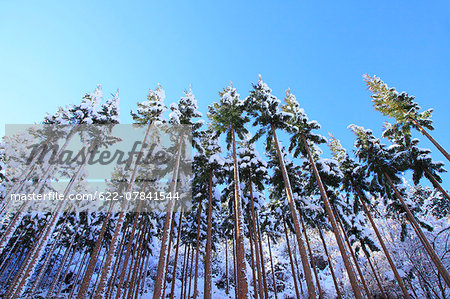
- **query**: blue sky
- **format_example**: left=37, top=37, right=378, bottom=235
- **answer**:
left=1, top=1, right=449, bottom=189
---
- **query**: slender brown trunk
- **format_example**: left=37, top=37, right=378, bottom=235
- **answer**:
left=181, top=245, right=190, bottom=299
left=424, top=168, right=450, bottom=201
left=68, top=252, right=88, bottom=298
left=362, top=243, right=387, bottom=299
left=266, top=234, right=278, bottom=299
left=249, top=178, right=264, bottom=299
left=318, top=226, right=342, bottom=299
left=179, top=244, right=187, bottom=299
left=56, top=240, right=81, bottom=297
left=115, top=211, right=142, bottom=298
left=204, top=169, right=214, bottom=299
left=299, top=212, right=323, bottom=299
left=283, top=218, right=301, bottom=299
left=127, top=218, right=147, bottom=299
left=187, top=244, right=195, bottom=299
left=291, top=233, right=304, bottom=296
left=192, top=200, right=203, bottom=298
left=355, top=187, right=411, bottom=298
left=233, top=233, right=238, bottom=299
left=384, top=171, right=450, bottom=287
left=271, top=125, right=316, bottom=298
left=334, top=208, right=371, bottom=298
left=162, top=211, right=176, bottom=299
left=411, top=118, right=450, bottom=162
left=80, top=204, right=114, bottom=299
left=301, top=133, right=363, bottom=298
left=135, top=220, right=152, bottom=299
left=153, top=131, right=184, bottom=299
left=249, top=223, right=259, bottom=299
left=170, top=213, right=183, bottom=299
left=225, top=239, right=229, bottom=295
left=230, top=124, right=249, bottom=298
left=255, top=212, right=268, bottom=299
left=107, top=224, right=130, bottom=299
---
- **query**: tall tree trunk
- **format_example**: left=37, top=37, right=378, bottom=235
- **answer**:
left=162, top=211, right=176, bottom=299
left=266, top=234, right=278, bottom=299
left=233, top=233, right=238, bottom=299
left=355, top=187, right=411, bottom=298
left=318, top=226, right=342, bottom=299
left=384, top=171, right=450, bottom=287
left=225, top=239, right=229, bottom=295
left=301, top=133, right=363, bottom=298
left=153, top=130, right=185, bottom=299
left=230, top=124, right=249, bottom=298
left=361, top=243, right=387, bottom=299
left=204, top=169, right=214, bottom=299
left=291, top=233, right=304, bottom=296
left=170, top=212, right=184, bottom=299
left=410, top=118, right=450, bottom=162
left=181, top=245, right=190, bottom=299
left=283, top=217, right=301, bottom=299
left=271, top=124, right=316, bottom=298
left=187, top=244, right=194, bottom=299
left=127, top=218, right=147, bottom=299
left=115, top=211, right=141, bottom=299
left=107, top=224, right=130, bottom=299
left=249, top=223, right=259, bottom=299
left=249, top=179, right=264, bottom=299
left=255, top=212, right=268, bottom=299
left=424, top=168, right=450, bottom=201
left=68, top=252, right=88, bottom=298
left=334, top=208, right=371, bottom=298
left=299, top=212, right=323, bottom=299
left=192, top=200, right=203, bottom=298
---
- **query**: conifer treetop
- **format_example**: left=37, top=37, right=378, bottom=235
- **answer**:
left=282, top=89, right=326, bottom=158
left=131, top=84, right=166, bottom=125
left=207, top=84, right=249, bottom=149
left=364, top=75, right=434, bottom=132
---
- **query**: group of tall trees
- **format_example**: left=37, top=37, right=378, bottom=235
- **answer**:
left=0, top=75, right=449, bottom=298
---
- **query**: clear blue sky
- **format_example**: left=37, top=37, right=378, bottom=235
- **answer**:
left=1, top=1, right=449, bottom=189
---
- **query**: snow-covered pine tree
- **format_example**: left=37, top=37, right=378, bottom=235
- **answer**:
left=282, top=88, right=364, bottom=298
left=153, top=86, right=203, bottom=299
left=207, top=83, right=250, bottom=298
left=350, top=124, right=450, bottom=288
left=364, top=75, right=449, bottom=162
left=383, top=122, right=449, bottom=200
left=328, top=134, right=411, bottom=298
left=244, top=76, right=317, bottom=298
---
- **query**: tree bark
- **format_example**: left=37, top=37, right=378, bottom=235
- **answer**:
left=299, top=212, right=323, bottom=299
left=249, top=178, right=264, bottom=299
left=424, top=168, right=450, bottom=201
left=255, top=212, right=269, bottom=299
left=249, top=223, right=258, bottom=299
left=283, top=217, right=301, bottom=299
left=152, top=131, right=184, bottom=299
left=384, top=171, right=450, bottom=287
left=170, top=212, right=183, bottom=299
left=266, top=234, right=278, bottom=299
left=271, top=125, right=316, bottom=298
left=230, top=124, right=249, bottom=298
left=204, top=169, right=214, bottom=299
left=411, top=118, right=450, bottom=162
left=334, top=208, right=371, bottom=298
left=355, top=187, right=411, bottom=298
left=192, top=199, right=203, bottom=298
left=361, top=243, right=387, bottom=299
left=318, top=226, right=342, bottom=299
left=301, top=133, right=363, bottom=299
